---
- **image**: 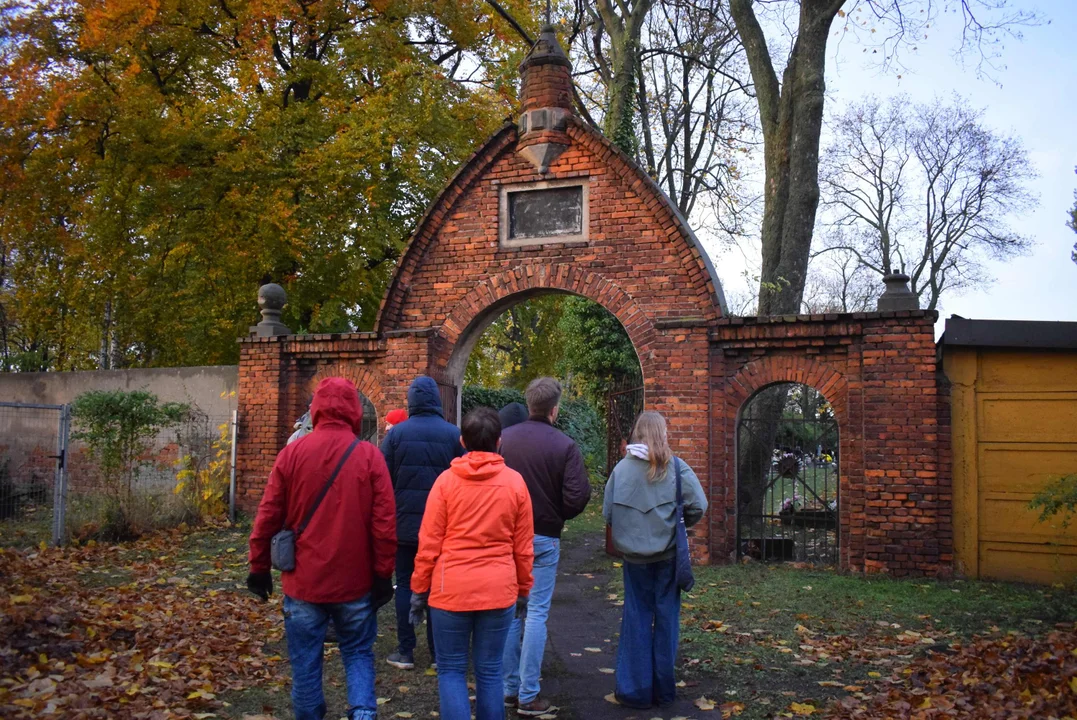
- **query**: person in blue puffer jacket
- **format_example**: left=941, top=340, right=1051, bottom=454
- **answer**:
left=380, top=376, right=465, bottom=670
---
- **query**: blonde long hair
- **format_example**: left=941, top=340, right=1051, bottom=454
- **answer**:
left=630, top=411, right=672, bottom=482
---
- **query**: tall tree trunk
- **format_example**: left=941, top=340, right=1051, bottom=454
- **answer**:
left=729, top=2, right=840, bottom=556
left=100, top=299, right=113, bottom=370
left=730, top=0, right=841, bottom=315
left=596, top=0, right=653, bottom=155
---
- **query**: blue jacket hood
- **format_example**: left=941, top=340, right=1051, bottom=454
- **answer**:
left=408, top=376, right=443, bottom=416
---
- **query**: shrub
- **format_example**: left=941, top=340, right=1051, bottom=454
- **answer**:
left=1030, top=472, right=1077, bottom=528
left=69, top=390, right=190, bottom=539
left=174, top=421, right=232, bottom=520
left=71, top=390, right=190, bottom=494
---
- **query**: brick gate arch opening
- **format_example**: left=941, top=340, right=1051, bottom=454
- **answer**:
left=433, top=265, right=654, bottom=420
left=735, top=381, right=841, bottom=566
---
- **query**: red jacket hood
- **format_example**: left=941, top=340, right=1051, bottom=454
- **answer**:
left=449, top=451, right=505, bottom=481
left=310, top=377, right=363, bottom=433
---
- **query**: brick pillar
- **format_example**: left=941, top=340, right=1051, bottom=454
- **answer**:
left=236, top=337, right=291, bottom=513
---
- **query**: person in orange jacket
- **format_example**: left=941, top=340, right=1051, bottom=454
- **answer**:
left=408, top=407, right=534, bottom=720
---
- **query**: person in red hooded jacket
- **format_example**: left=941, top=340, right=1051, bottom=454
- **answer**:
left=248, top=377, right=397, bottom=720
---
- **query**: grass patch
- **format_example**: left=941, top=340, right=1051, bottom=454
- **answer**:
left=682, top=563, right=1076, bottom=642
left=665, top=563, right=1077, bottom=718
left=562, top=490, right=606, bottom=538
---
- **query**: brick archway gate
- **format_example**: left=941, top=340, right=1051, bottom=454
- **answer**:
left=235, top=26, right=952, bottom=575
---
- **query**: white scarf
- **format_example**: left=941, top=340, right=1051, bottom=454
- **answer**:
left=625, top=443, right=649, bottom=460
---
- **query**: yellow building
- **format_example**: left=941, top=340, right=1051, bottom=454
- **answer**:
left=943, top=317, right=1077, bottom=584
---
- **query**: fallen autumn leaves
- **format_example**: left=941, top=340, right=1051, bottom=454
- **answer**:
left=0, top=525, right=287, bottom=719
left=3, top=522, right=1077, bottom=720
left=827, top=626, right=1077, bottom=719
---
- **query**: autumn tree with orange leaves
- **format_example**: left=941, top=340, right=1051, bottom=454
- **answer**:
left=0, top=0, right=540, bottom=370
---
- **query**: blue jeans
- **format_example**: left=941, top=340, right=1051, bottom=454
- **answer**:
left=431, top=606, right=515, bottom=720
left=283, top=594, right=378, bottom=720
left=395, top=544, right=436, bottom=658
left=615, top=559, right=680, bottom=708
left=502, top=534, right=560, bottom=703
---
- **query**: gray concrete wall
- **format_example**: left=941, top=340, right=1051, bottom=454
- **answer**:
left=0, top=366, right=239, bottom=417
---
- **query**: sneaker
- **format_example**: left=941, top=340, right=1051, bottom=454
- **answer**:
left=517, top=698, right=558, bottom=717
left=504, top=696, right=518, bottom=709
left=386, top=651, right=414, bottom=670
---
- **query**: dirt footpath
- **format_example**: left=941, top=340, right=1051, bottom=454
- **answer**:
left=539, top=532, right=724, bottom=720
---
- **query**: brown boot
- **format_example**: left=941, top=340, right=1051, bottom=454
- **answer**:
left=517, top=698, right=558, bottom=717
left=504, top=696, right=519, bottom=709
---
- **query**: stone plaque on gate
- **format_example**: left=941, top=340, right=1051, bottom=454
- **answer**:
left=499, top=179, right=589, bottom=247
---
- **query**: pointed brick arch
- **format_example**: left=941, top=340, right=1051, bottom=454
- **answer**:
left=234, top=29, right=951, bottom=577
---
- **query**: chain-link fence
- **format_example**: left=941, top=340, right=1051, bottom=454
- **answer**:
left=1, top=402, right=237, bottom=546
left=0, top=402, right=66, bottom=546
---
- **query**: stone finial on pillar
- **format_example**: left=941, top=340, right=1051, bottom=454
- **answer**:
left=516, top=24, right=574, bottom=174
left=251, top=283, right=292, bottom=337
left=876, top=273, right=919, bottom=312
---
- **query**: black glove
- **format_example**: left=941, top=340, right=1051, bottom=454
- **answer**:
left=409, top=592, right=429, bottom=627
left=373, top=576, right=394, bottom=611
left=515, top=594, right=529, bottom=620
left=246, top=571, right=273, bottom=602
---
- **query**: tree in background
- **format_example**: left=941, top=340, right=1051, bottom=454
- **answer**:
left=588, top=0, right=653, bottom=154
left=1070, top=168, right=1077, bottom=265
left=464, top=294, right=641, bottom=403
left=0, top=0, right=540, bottom=371
left=558, top=296, right=641, bottom=404
left=728, top=0, right=1038, bottom=316
left=574, top=0, right=750, bottom=230
left=817, top=95, right=1036, bottom=311
left=464, top=295, right=567, bottom=390
left=801, top=248, right=879, bottom=313
left=489, top=1, right=751, bottom=233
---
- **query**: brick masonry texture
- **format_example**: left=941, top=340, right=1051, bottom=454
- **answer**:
left=709, top=312, right=951, bottom=576
left=236, top=61, right=952, bottom=576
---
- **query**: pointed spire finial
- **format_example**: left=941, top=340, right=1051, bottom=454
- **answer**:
left=546, top=0, right=551, bottom=25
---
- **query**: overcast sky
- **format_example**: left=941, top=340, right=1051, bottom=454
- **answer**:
left=702, top=0, right=1077, bottom=333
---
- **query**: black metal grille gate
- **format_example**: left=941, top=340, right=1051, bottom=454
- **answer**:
left=736, top=385, right=839, bottom=565
left=606, top=379, right=644, bottom=474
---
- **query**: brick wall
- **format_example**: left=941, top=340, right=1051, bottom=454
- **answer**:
left=709, top=311, right=951, bottom=576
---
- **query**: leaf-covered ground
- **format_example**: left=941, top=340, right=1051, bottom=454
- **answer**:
left=673, top=563, right=1077, bottom=719
left=1, top=512, right=1075, bottom=720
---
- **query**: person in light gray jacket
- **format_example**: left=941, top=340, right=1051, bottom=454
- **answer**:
left=602, top=411, right=707, bottom=709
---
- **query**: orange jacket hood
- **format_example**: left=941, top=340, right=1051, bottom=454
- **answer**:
left=449, top=451, right=505, bottom=481
left=310, top=377, right=363, bottom=433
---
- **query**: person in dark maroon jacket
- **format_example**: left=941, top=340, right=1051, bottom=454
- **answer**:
left=500, top=377, right=591, bottom=717
left=248, top=377, right=397, bottom=720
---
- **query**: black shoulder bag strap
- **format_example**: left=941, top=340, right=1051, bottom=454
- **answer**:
left=295, top=437, right=360, bottom=537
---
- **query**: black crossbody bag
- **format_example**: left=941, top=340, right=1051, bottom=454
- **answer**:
left=271, top=437, right=360, bottom=572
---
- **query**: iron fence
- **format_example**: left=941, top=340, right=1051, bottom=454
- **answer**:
left=606, top=379, right=644, bottom=475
